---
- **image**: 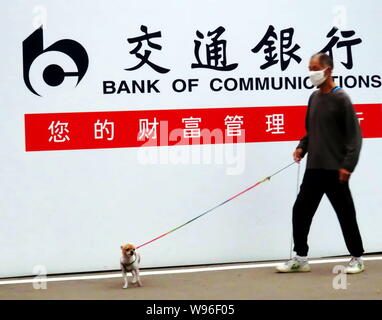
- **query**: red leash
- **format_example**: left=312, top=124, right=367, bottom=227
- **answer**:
left=137, top=161, right=296, bottom=249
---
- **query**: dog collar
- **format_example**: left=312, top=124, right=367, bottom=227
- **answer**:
left=123, top=256, right=136, bottom=267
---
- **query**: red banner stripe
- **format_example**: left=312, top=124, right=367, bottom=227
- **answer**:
left=24, top=103, right=382, bottom=152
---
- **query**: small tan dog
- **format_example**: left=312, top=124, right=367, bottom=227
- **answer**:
left=120, top=244, right=142, bottom=288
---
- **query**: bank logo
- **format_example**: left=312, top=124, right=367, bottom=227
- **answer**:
left=22, top=26, right=88, bottom=96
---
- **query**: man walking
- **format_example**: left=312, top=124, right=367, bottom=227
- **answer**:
left=276, top=52, right=365, bottom=274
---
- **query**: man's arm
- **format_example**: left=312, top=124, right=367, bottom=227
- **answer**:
left=296, top=134, right=308, bottom=158
left=295, top=99, right=311, bottom=160
left=340, top=95, right=362, bottom=173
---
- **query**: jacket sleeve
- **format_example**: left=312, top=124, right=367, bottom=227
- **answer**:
left=340, top=95, right=363, bottom=172
left=296, top=134, right=308, bottom=157
left=296, top=95, right=312, bottom=158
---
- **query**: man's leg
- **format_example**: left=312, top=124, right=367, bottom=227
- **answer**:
left=276, top=169, right=324, bottom=272
left=325, top=172, right=364, bottom=257
left=292, top=169, right=325, bottom=256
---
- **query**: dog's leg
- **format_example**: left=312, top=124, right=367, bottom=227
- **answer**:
left=121, top=266, right=128, bottom=289
left=136, top=269, right=142, bottom=287
left=131, top=269, right=137, bottom=284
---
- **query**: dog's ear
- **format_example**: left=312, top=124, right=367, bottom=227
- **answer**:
left=120, top=245, right=123, bottom=250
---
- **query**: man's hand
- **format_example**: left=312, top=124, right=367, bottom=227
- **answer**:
left=293, top=148, right=304, bottom=163
left=339, top=168, right=351, bottom=183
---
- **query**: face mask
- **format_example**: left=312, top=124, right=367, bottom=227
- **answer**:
left=309, top=68, right=327, bottom=87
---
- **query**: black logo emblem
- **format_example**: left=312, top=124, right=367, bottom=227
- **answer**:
left=23, top=26, right=89, bottom=96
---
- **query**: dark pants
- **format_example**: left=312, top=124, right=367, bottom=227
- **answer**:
left=292, top=168, right=364, bottom=257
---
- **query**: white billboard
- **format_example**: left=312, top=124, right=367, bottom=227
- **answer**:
left=0, top=0, right=381, bottom=277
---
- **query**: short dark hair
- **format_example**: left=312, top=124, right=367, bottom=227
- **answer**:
left=311, top=52, right=334, bottom=69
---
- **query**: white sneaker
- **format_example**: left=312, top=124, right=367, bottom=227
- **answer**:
left=275, top=256, right=311, bottom=273
left=345, top=257, right=365, bottom=274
